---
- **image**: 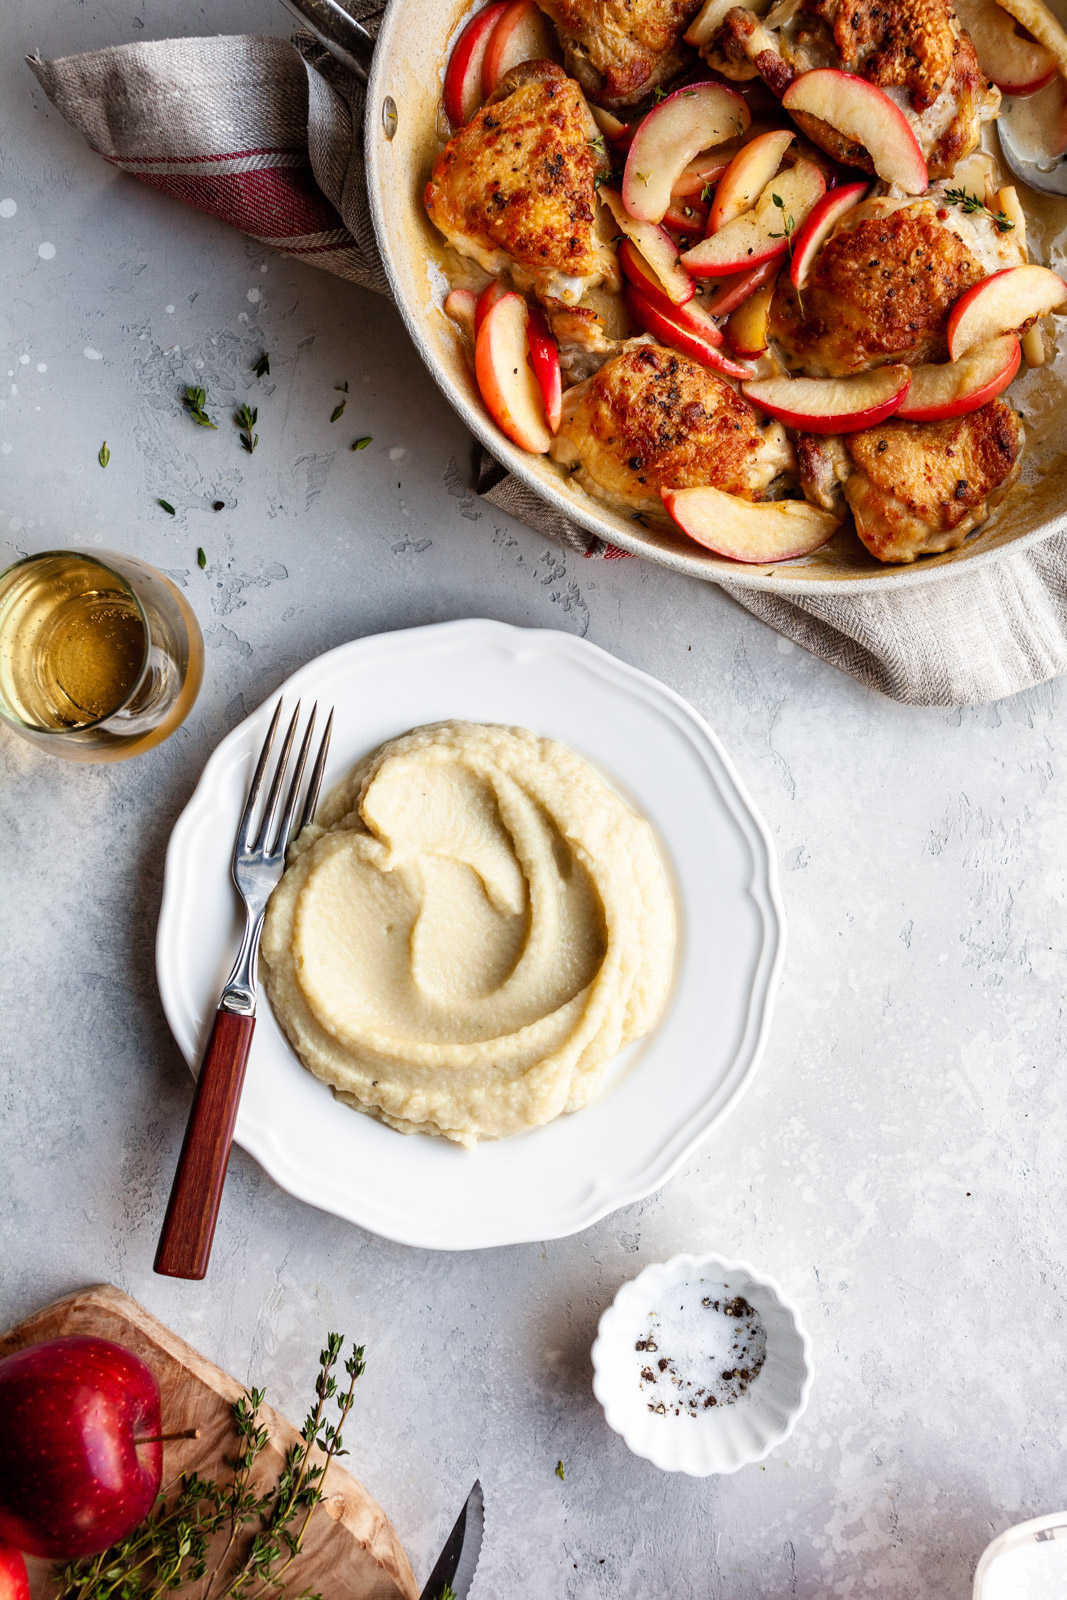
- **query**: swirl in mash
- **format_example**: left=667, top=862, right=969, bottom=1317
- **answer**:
left=261, top=722, right=675, bottom=1146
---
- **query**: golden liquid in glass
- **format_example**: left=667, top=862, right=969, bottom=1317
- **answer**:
left=0, top=554, right=147, bottom=730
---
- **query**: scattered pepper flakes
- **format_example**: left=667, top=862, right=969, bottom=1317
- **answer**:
left=197, top=547, right=207, bottom=568
left=98, top=441, right=110, bottom=469
left=555, top=1460, right=565, bottom=1481
left=213, top=500, right=225, bottom=511
left=158, top=498, right=176, bottom=515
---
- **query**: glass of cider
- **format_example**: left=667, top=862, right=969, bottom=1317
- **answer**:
left=0, top=549, right=203, bottom=762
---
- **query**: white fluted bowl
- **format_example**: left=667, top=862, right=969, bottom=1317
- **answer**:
left=591, top=1252, right=813, bottom=1476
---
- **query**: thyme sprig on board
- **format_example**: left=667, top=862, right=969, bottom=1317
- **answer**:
left=54, top=1335, right=366, bottom=1600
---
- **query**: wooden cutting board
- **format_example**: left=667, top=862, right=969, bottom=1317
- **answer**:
left=0, top=1285, right=419, bottom=1600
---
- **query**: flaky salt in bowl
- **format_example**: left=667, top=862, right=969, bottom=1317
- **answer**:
left=591, top=1252, right=813, bottom=1475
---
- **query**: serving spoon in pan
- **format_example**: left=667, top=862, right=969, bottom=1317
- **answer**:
left=276, top=0, right=376, bottom=80
left=998, top=92, right=1067, bottom=197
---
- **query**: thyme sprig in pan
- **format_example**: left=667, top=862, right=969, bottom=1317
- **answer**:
left=55, top=1334, right=366, bottom=1600
left=943, top=187, right=1015, bottom=232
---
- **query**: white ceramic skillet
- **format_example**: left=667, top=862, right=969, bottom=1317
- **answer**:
left=289, top=0, right=1067, bottom=593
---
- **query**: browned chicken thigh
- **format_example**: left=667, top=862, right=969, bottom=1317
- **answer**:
left=798, top=401, right=1023, bottom=562
left=538, top=0, right=704, bottom=104
left=425, top=61, right=618, bottom=305
left=769, top=194, right=1026, bottom=377
left=549, top=341, right=794, bottom=514
left=697, top=0, right=1000, bottom=177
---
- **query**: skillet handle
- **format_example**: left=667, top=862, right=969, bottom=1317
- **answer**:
left=277, top=0, right=376, bottom=82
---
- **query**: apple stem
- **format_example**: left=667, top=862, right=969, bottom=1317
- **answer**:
left=136, top=1427, right=201, bottom=1445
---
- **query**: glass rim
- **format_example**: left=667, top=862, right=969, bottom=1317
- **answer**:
left=0, top=547, right=152, bottom=736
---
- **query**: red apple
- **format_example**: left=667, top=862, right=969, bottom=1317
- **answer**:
left=526, top=302, right=563, bottom=431
left=947, top=264, right=1067, bottom=359
left=481, top=0, right=558, bottom=97
left=671, top=146, right=740, bottom=198
left=781, top=70, right=929, bottom=194
left=663, top=196, right=709, bottom=236
left=474, top=278, right=509, bottom=333
left=789, top=181, right=867, bottom=289
left=591, top=105, right=629, bottom=143
left=624, top=284, right=754, bottom=377
left=662, top=485, right=840, bottom=562
left=708, top=129, right=795, bottom=234
left=742, top=364, right=911, bottom=431
left=444, top=287, right=478, bottom=341
left=896, top=336, right=1020, bottom=420
left=682, top=159, right=826, bottom=276
left=443, top=0, right=509, bottom=128
left=956, top=0, right=1057, bottom=91
left=622, top=82, right=750, bottom=225
left=0, top=1337, right=163, bottom=1560
left=600, top=189, right=695, bottom=305
left=700, top=257, right=782, bottom=317
left=0, top=1546, right=29, bottom=1600
left=475, top=290, right=553, bottom=452
left=724, top=281, right=775, bottom=355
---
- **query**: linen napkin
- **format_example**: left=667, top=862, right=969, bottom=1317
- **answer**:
left=26, top=19, right=1067, bottom=706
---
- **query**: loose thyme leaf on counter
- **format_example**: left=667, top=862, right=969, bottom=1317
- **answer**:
left=197, top=547, right=206, bottom=568
left=336, top=381, right=349, bottom=392
left=98, top=441, right=110, bottom=468
left=351, top=436, right=372, bottom=451
left=236, top=403, right=258, bottom=455
left=183, top=384, right=217, bottom=429
left=253, top=351, right=270, bottom=377
left=53, top=1334, right=367, bottom=1600
left=331, top=399, right=347, bottom=423
left=158, top=498, right=176, bottom=515
left=555, top=1459, right=565, bottom=1481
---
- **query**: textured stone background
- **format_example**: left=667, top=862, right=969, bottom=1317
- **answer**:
left=3, top=3, right=1067, bottom=1596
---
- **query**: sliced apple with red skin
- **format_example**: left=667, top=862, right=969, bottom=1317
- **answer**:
left=481, top=0, right=558, bottom=95
left=622, top=82, right=750, bottom=225
left=699, top=257, right=782, bottom=318
left=896, top=337, right=1020, bottom=421
left=789, top=181, right=867, bottom=289
left=742, top=364, right=911, bottom=431
left=947, top=264, right=1067, bottom=359
left=682, top=159, right=826, bottom=276
left=444, top=287, right=478, bottom=342
left=664, top=196, right=709, bottom=236
left=662, top=485, right=841, bottom=563
left=672, top=146, right=739, bottom=198
left=708, top=129, right=795, bottom=234
left=601, top=189, right=695, bottom=305
left=474, top=278, right=509, bottom=333
left=443, top=0, right=509, bottom=127
left=591, top=105, right=631, bottom=149
left=619, top=239, right=725, bottom=338
left=724, top=281, right=775, bottom=356
left=624, top=285, right=755, bottom=377
left=782, top=70, right=928, bottom=194
left=475, top=291, right=552, bottom=452
left=526, top=302, right=562, bottom=432
left=955, top=0, right=1057, bottom=92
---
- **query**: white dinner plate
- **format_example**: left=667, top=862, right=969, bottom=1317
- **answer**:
left=156, top=620, right=785, bottom=1250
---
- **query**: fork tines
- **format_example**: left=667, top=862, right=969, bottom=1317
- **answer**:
left=238, top=700, right=333, bottom=860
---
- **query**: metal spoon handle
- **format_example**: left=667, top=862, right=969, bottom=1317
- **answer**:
left=277, top=0, right=376, bottom=81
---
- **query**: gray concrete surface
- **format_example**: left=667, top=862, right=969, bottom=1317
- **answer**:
left=3, top=4, right=1067, bottom=1596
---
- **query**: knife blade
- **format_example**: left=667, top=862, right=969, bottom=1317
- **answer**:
left=418, top=1480, right=484, bottom=1600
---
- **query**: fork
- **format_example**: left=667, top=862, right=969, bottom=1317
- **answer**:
left=154, top=699, right=333, bottom=1281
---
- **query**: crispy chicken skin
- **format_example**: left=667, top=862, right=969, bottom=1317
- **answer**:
left=707, top=0, right=999, bottom=177
left=549, top=341, right=794, bottom=514
left=537, top=0, right=704, bottom=105
left=798, top=401, right=1023, bottom=561
left=425, top=61, right=618, bottom=305
left=769, top=196, right=1024, bottom=377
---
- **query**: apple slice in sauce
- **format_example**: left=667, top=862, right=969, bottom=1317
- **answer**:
left=789, top=182, right=867, bottom=289
left=443, top=1, right=508, bottom=127
left=682, top=159, right=826, bottom=276
left=708, top=129, right=795, bottom=234
left=724, top=281, right=775, bottom=356
left=896, top=337, right=1021, bottom=421
left=671, top=145, right=743, bottom=199
left=600, top=189, right=695, bottom=305
left=526, top=303, right=563, bottom=432
left=622, top=83, right=750, bottom=225
left=623, top=285, right=754, bottom=378
left=662, top=485, right=841, bottom=563
left=782, top=70, right=929, bottom=194
left=444, top=287, right=478, bottom=341
left=481, top=0, right=558, bottom=97
left=947, top=265, right=1067, bottom=359
left=699, top=257, right=782, bottom=318
left=955, top=0, right=1057, bottom=92
left=742, top=365, right=911, bottom=431
left=474, top=292, right=553, bottom=453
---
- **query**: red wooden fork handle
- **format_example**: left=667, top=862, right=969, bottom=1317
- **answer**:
left=154, top=1009, right=255, bottom=1280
